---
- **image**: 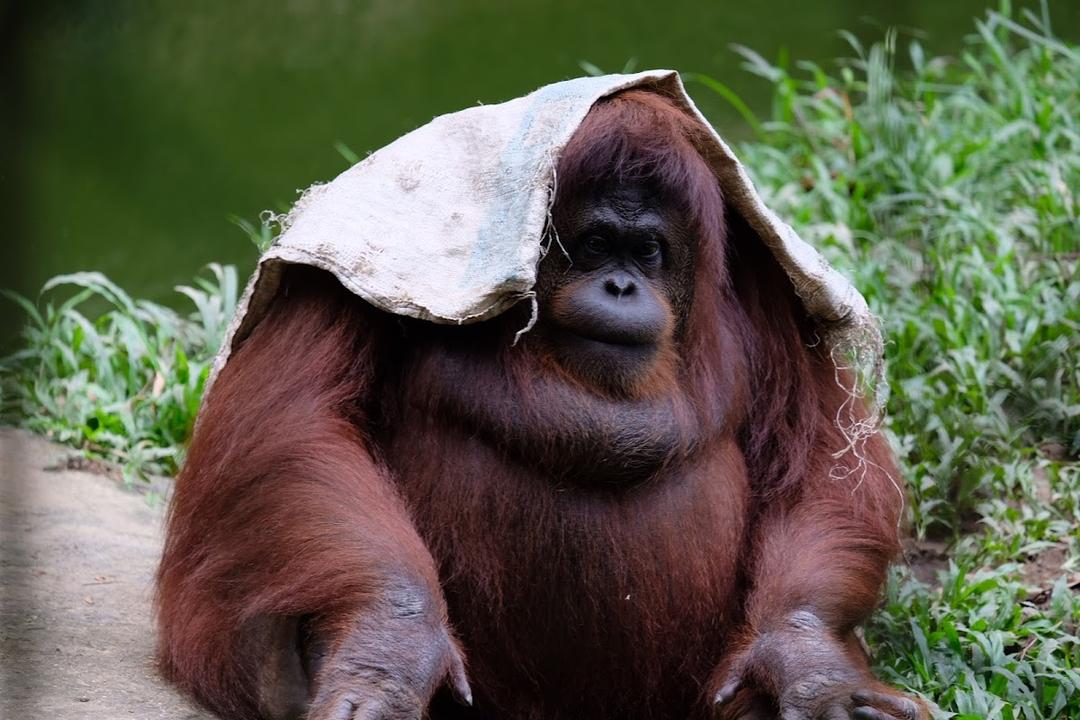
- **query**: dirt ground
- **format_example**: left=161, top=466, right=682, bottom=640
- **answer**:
left=0, top=427, right=212, bottom=719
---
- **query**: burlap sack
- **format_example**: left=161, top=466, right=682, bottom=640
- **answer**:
left=210, top=70, right=883, bottom=415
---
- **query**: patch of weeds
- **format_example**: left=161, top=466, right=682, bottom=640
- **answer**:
left=689, top=2, right=1080, bottom=716
left=870, top=561, right=1079, bottom=720
left=695, top=4, right=1079, bottom=535
left=0, top=264, right=238, bottom=481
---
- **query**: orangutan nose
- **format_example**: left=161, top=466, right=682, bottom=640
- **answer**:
left=604, top=274, right=637, bottom=299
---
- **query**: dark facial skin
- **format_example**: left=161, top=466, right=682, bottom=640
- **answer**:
left=536, top=179, right=696, bottom=392
left=393, top=180, right=703, bottom=486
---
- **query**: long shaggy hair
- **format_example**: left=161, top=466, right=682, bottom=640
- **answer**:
left=155, top=88, right=905, bottom=720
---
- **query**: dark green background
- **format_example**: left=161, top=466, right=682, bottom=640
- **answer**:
left=3, top=1, right=1078, bottom=346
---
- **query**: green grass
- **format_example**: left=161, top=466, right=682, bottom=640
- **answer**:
left=2, top=4, right=1078, bottom=718
left=698, top=5, right=1080, bottom=537
left=0, top=265, right=238, bottom=481
left=688, top=3, right=1080, bottom=717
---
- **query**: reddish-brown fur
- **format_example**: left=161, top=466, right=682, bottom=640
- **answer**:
left=157, top=90, right=915, bottom=720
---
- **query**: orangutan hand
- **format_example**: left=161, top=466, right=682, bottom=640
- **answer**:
left=304, top=587, right=472, bottom=720
left=712, top=611, right=928, bottom=720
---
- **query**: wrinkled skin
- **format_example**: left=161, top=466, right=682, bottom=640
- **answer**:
left=533, top=179, right=695, bottom=395
left=303, top=589, right=470, bottom=720
left=714, top=612, right=926, bottom=720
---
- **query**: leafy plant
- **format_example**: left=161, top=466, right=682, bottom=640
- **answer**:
left=687, top=3, right=1080, bottom=717
left=694, top=2, right=1079, bottom=535
left=0, top=264, right=238, bottom=481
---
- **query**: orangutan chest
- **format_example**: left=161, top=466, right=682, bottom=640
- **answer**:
left=385, top=419, right=751, bottom=714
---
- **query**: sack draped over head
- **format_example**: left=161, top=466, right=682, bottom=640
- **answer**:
left=210, top=70, right=883, bottom=406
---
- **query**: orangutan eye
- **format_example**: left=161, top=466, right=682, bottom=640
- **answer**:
left=582, top=236, right=609, bottom=256
left=638, top=240, right=662, bottom=259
